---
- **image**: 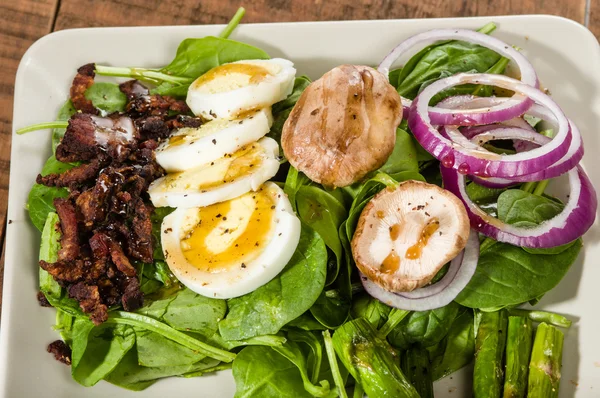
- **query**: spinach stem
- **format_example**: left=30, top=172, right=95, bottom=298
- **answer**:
left=219, top=7, right=246, bottom=39
left=508, top=309, right=571, bottom=328
left=353, top=383, right=364, bottom=398
left=94, top=65, right=192, bottom=85
left=107, top=311, right=236, bottom=362
left=480, top=237, right=497, bottom=252
left=323, top=330, right=349, bottom=398
left=521, top=181, right=537, bottom=193
left=181, top=363, right=233, bottom=378
left=16, top=121, right=69, bottom=135
left=378, top=309, right=410, bottom=338
left=472, top=57, right=509, bottom=96
left=532, top=180, right=549, bottom=196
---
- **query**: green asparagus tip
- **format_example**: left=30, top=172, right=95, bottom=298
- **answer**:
left=16, top=121, right=69, bottom=135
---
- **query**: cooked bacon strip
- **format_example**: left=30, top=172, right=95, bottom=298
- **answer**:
left=129, top=199, right=153, bottom=263
left=56, top=114, right=98, bottom=162
left=39, top=259, right=84, bottom=283
left=47, top=340, right=72, bottom=365
left=121, top=277, right=144, bottom=311
left=106, top=238, right=137, bottom=277
left=127, top=94, right=190, bottom=117
left=68, top=282, right=108, bottom=325
left=119, top=80, right=149, bottom=101
left=54, top=198, right=80, bottom=262
left=70, top=63, right=98, bottom=115
left=36, top=157, right=105, bottom=189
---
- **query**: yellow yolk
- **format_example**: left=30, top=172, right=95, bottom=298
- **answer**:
left=180, top=187, right=276, bottom=273
left=191, top=61, right=282, bottom=94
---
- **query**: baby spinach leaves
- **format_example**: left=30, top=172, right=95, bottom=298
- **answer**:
left=430, top=309, right=476, bottom=380
left=85, top=82, right=127, bottom=114
left=219, top=225, right=327, bottom=340
left=456, top=190, right=582, bottom=308
left=269, top=76, right=311, bottom=147
left=233, top=346, right=313, bottom=398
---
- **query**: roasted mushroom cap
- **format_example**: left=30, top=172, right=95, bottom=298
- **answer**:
left=281, top=65, right=402, bottom=188
left=351, top=181, right=470, bottom=292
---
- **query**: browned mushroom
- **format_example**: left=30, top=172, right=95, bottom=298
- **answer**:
left=351, top=180, right=470, bottom=292
left=281, top=65, right=402, bottom=188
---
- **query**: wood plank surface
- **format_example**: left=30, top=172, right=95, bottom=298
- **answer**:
left=0, top=0, right=598, bottom=313
left=0, top=0, right=58, bottom=312
left=54, top=0, right=586, bottom=30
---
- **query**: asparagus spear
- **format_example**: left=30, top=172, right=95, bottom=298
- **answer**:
left=473, top=310, right=508, bottom=398
left=507, top=309, right=571, bottom=328
left=503, top=316, right=533, bottom=398
left=332, top=318, right=419, bottom=398
left=527, top=323, right=564, bottom=398
left=400, top=347, right=434, bottom=398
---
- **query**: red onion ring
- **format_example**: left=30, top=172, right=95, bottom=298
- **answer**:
left=441, top=165, right=597, bottom=248
left=378, top=29, right=538, bottom=124
left=409, top=73, right=572, bottom=178
left=361, top=230, right=479, bottom=311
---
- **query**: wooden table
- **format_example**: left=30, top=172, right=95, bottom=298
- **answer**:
left=0, top=0, right=598, bottom=306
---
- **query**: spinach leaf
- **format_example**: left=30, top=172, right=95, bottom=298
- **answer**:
left=269, top=76, right=311, bottom=146
left=160, top=288, right=226, bottom=337
left=388, top=302, right=461, bottom=349
left=296, top=185, right=347, bottom=284
left=272, top=341, right=334, bottom=397
left=27, top=184, right=69, bottom=232
left=135, top=329, right=205, bottom=367
left=430, top=309, right=475, bottom=380
left=286, top=313, right=328, bottom=331
left=150, top=37, right=270, bottom=97
left=71, top=322, right=136, bottom=387
left=286, top=329, right=324, bottom=384
left=233, top=346, right=313, bottom=398
left=105, top=349, right=219, bottom=391
left=55, top=309, right=76, bottom=345
left=219, top=225, right=327, bottom=340
left=455, top=239, right=581, bottom=308
left=497, top=189, right=564, bottom=228
left=52, top=99, right=76, bottom=152
left=284, top=166, right=311, bottom=212
left=350, top=294, right=392, bottom=329
left=39, top=212, right=62, bottom=298
left=456, top=190, right=582, bottom=308
left=41, top=155, right=78, bottom=176
left=85, top=82, right=127, bottom=114
left=151, top=207, right=175, bottom=260
left=379, top=128, right=419, bottom=175
left=397, top=41, right=501, bottom=100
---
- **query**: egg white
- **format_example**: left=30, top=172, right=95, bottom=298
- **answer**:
left=155, top=108, right=273, bottom=172
left=161, top=182, right=301, bottom=299
left=186, top=58, right=296, bottom=120
left=148, top=137, right=280, bottom=208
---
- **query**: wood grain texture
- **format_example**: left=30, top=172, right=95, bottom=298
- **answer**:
left=590, top=0, right=600, bottom=38
left=0, top=0, right=58, bottom=310
left=54, top=0, right=586, bottom=30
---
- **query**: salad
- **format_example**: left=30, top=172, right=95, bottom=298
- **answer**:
left=17, top=7, right=597, bottom=397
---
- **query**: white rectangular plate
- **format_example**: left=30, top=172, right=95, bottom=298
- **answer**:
left=2, top=15, right=599, bottom=398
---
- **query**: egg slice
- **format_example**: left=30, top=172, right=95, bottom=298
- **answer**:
left=186, top=58, right=296, bottom=120
left=161, top=182, right=301, bottom=299
left=149, top=137, right=280, bottom=208
left=155, top=108, right=273, bottom=172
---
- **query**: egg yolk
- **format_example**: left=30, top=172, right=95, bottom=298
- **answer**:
left=180, top=187, right=276, bottom=272
left=161, top=143, right=265, bottom=192
left=191, top=62, right=280, bottom=94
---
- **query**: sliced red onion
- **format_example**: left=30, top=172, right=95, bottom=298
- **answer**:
left=471, top=119, right=583, bottom=186
left=441, top=165, right=597, bottom=248
left=361, top=230, right=479, bottom=311
left=409, top=73, right=572, bottom=178
left=470, top=127, right=551, bottom=147
left=378, top=28, right=538, bottom=124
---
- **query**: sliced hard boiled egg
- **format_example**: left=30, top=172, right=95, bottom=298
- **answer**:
left=161, top=182, right=301, bottom=299
left=351, top=180, right=470, bottom=293
left=186, top=58, right=296, bottom=120
left=155, top=108, right=273, bottom=172
left=149, top=137, right=280, bottom=208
